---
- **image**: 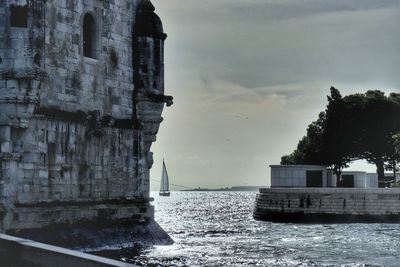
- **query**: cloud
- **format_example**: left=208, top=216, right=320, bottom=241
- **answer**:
left=199, top=76, right=287, bottom=104
left=155, top=0, right=400, bottom=23
left=225, top=0, right=400, bottom=21
left=149, top=0, right=400, bottom=190
left=159, top=1, right=400, bottom=89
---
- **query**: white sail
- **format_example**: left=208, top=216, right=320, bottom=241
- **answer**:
left=160, top=160, right=169, bottom=192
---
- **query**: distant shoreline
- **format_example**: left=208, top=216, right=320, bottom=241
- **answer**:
left=181, top=186, right=263, bottom=192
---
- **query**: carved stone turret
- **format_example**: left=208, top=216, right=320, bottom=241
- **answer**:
left=133, top=0, right=173, bottom=173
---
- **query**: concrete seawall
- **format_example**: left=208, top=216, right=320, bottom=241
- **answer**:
left=0, top=234, right=136, bottom=267
left=254, top=188, right=400, bottom=223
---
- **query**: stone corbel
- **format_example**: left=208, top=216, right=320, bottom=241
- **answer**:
left=146, top=93, right=173, bottom=106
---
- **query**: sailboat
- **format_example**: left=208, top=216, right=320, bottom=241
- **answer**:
left=159, top=160, right=170, bottom=196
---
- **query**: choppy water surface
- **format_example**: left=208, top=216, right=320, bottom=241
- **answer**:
left=127, top=192, right=400, bottom=266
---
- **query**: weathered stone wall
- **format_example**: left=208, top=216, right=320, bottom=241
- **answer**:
left=6, top=119, right=136, bottom=202
left=42, top=0, right=137, bottom=117
left=254, top=188, right=400, bottom=222
left=0, top=0, right=172, bottom=237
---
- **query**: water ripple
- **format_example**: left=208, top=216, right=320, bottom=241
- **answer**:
left=122, top=192, right=400, bottom=266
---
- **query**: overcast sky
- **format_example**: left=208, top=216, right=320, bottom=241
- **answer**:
left=149, top=0, right=400, bottom=190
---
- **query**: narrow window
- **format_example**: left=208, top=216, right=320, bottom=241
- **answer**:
left=154, top=40, right=161, bottom=76
left=33, top=53, right=40, bottom=66
left=83, top=13, right=97, bottom=59
left=47, top=143, right=56, bottom=165
left=10, top=5, right=28, bottom=28
left=154, top=40, right=161, bottom=66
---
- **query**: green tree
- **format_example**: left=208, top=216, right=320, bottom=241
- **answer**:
left=357, top=91, right=400, bottom=183
left=321, top=87, right=353, bottom=182
left=281, top=88, right=400, bottom=186
left=281, top=112, right=325, bottom=165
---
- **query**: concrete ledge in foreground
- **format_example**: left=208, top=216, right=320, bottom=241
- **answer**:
left=0, top=234, right=136, bottom=267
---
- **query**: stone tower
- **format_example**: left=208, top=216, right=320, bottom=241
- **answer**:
left=0, top=0, right=172, bottom=249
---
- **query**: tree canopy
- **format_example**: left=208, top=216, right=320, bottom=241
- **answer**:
left=281, top=87, right=400, bottom=185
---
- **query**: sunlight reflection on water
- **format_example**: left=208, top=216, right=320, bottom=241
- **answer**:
left=127, top=192, right=400, bottom=266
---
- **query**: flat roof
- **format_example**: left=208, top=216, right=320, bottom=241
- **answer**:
left=269, top=165, right=327, bottom=168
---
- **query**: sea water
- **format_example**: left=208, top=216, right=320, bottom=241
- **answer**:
left=123, top=191, right=400, bottom=266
